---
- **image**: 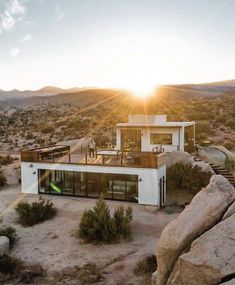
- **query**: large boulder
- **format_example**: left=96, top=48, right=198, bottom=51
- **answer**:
left=0, top=236, right=10, bottom=256
left=192, top=161, right=215, bottom=174
left=154, top=175, right=235, bottom=285
left=167, top=214, right=235, bottom=285
left=166, top=151, right=194, bottom=168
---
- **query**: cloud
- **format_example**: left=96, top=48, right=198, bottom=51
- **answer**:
left=1, top=0, right=26, bottom=32
left=10, top=48, right=19, bottom=57
left=7, top=0, right=26, bottom=15
left=20, top=33, right=32, bottom=42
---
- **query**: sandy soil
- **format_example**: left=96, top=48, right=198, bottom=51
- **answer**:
left=0, top=185, right=177, bottom=285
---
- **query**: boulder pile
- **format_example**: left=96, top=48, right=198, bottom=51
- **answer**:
left=153, top=175, right=235, bottom=285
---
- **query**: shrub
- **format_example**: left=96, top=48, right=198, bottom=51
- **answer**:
left=113, top=206, right=133, bottom=239
left=0, top=255, right=18, bottom=275
left=0, top=170, right=7, bottom=188
left=77, top=263, right=103, bottom=283
left=225, top=157, right=235, bottom=171
left=167, top=163, right=211, bottom=194
left=79, top=197, right=133, bottom=243
left=0, top=227, right=17, bottom=248
left=134, top=255, right=157, bottom=276
left=0, top=155, right=14, bottom=166
left=15, top=197, right=57, bottom=227
left=41, top=125, right=55, bottom=134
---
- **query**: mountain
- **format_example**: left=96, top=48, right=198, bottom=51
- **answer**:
left=1, top=79, right=235, bottom=103
left=0, top=86, right=91, bottom=102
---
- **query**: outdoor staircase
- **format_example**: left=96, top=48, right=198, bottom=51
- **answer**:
left=193, top=157, right=235, bottom=188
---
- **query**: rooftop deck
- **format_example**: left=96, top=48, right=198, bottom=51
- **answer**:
left=21, top=145, right=165, bottom=169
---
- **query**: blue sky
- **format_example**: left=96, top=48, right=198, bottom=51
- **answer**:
left=0, top=0, right=235, bottom=91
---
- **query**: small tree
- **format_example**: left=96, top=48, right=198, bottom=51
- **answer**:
left=79, top=197, right=133, bottom=243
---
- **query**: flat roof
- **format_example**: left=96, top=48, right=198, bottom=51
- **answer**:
left=116, top=121, right=195, bottom=128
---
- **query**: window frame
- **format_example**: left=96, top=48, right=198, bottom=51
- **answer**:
left=150, top=133, right=173, bottom=145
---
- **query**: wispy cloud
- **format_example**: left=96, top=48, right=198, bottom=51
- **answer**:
left=1, top=0, right=26, bottom=32
left=20, top=33, right=32, bottom=42
left=10, top=48, right=19, bottom=57
left=54, top=6, right=64, bottom=22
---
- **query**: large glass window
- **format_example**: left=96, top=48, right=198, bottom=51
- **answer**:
left=38, top=170, right=138, bottom=202
left=150, top=133, right=172, bottom=145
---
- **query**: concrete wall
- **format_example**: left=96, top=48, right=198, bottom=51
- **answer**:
left=116, top=126, right=184, bottom=152
left=21, top=162, right=165, bottom=206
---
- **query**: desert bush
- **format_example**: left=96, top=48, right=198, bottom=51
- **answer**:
left=0, top=255, right=18, bottom=276
left=77, top=263, right=103, bottom=283
left=134, top=255, right=157, bottom=276
left=225, top=157, right=235, bottom=171
left=0, top=170, right=7, bottom=188
left=41, top=125, right=55, bottom=134
left=224, top=141, right=235, bottom=150
left=0, top=155, right=14, bottom=166
left=113, top=205, right=133, bottom=239
left=79, top=197, right=133, bottom=243
left=15, top=197, right=57, bottom=227
left=167, top=163, right=211, bottom=194
left=0, top=227, right=17, bottom=248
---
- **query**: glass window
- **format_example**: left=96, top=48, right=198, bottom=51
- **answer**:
left=150, top=133, right=172, bottom=145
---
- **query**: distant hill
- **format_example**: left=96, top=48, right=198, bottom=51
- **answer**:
left=1, top=79, right=235, bottom=103
left=0, top=86, right=91, bottom=102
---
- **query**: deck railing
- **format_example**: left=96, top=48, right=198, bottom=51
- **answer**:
left=21, top=146, right=165, bottom=169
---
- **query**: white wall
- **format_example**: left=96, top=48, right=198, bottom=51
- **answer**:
left=21, top=162, right=165, bottom=206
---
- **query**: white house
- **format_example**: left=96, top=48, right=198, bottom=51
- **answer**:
left=20, top=115, right=195, bottom=207
left=21, top=146, right=166, bottom=207
left=116, top=115, right=195, bottom=153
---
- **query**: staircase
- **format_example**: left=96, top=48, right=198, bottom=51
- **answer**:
left=193, top=157, right=235, bottom=188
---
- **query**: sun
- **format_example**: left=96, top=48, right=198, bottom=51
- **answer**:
left=129, top=83, right=156, bottom=98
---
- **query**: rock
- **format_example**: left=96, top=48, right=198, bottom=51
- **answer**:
left=222, top=201, right=235, bottom=221
left=167, top=214, right=235, bottom=285
left=166, top=151, right=194, bottom=168
left=0, top=236, right=10, bottom=256
left=154, top=175, right=235, bottom=285
left=192, top=161, right=215, bottom=174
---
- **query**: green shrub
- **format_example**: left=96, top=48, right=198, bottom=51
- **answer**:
left=79, top=197, right=133, bottom=243
left=113, top=206, right=133, bottom=239
left=15, top=197, right=57, bottom=227
left=225, top=157, right=235, bottom=171
left=134, top=255, right=157, bottom=276
left=0, top=227, right=17, bottom=248
left=167, top=163, right=211, bottom=194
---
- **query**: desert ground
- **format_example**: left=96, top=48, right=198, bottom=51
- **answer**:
left=0, top=163, right=177, bottom=285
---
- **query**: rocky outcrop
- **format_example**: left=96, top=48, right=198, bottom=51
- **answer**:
left=192, top=161, right=215, bottom=174
left=0, top=236, right=10, bottom=256
left=154, top=175, right=235, bottom=285
left=167, top=214, right=235, bottom=285
left=165, top=151, right=194, bottom=168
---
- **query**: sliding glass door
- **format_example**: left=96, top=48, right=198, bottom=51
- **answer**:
left=38, top=169, right=138, bottom=202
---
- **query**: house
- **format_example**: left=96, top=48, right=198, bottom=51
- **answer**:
left=20, top=115, right=195, bottom=207
left=116, top=115, right=195, bottom=153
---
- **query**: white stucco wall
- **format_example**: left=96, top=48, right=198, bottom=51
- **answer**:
left=21, top=162, right=165, bottom=206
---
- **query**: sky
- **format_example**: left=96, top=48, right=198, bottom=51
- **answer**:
left=0, top=0, right=235, bottom=91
